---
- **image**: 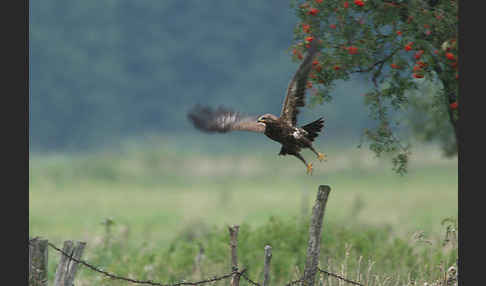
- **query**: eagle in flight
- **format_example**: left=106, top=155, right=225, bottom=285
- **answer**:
left=187, top=37, right=325, bottom=175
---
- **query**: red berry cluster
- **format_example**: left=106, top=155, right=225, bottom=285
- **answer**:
left=346, top=46, right=359, bottom=55
left=308, top=8, right=319, bottom=15
left=404, top=42, right=414, bottom=51
left=302, top=23, right=311, bottom=33
left=292, top=48, right=303, bottom=60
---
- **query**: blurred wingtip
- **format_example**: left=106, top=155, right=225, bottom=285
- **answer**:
left=187, top=104, right=236, bottom=133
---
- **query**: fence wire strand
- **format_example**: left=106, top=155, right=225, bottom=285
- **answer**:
left=29, top=239, right=365, bottom=286
left=34, top=240, right=237, bottom=286
left=318, top=267, right=364, bottom=286
left=241, top=272, right=261, bottom=286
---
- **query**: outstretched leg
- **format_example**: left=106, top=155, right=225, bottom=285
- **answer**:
left=292, top=152, right=313, bottom=175
left=308, top=145, right=327, bottom=162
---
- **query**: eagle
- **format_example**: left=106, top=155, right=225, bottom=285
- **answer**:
left=187, top=37, right=325, bottom=175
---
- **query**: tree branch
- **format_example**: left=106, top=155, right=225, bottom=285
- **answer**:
left=351, top=47, right=400, bottom=74
left=433, top=64, right=458, bottom=144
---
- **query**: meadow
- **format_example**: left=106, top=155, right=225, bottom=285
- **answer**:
left=29, top=137, right=458, bottom=285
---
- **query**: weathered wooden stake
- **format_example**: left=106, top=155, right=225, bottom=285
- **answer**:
left=53, top=240, right=86, bottom=286
left=65, top=241, right=86, bottom=286
left=228, top=225, right=240, bottom=286
left=263, top=245, right=272, bottom=286
left=228, top=225, right=239, bottom=270
left=302, top=185, right=331, bottom=286
left=53, top=240, right=74, bottom=286
left=29, top=238, right=49, bottom=286
left=193, top=244, right=204, bottom=279
left=102, top=218, right=115, bottom=249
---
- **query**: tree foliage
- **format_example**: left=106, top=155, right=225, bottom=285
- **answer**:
left=290, top=0, right=458, bottom=174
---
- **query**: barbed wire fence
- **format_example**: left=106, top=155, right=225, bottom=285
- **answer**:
left=28, top=185, right=365, bottom=286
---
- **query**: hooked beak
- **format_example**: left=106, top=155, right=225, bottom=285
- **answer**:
left=257, top=118, right=264, bottom=123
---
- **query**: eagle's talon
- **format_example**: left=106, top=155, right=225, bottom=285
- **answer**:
left=317, top=152, right=327, bottom=162
left=306, top=163, right=313, bottom=175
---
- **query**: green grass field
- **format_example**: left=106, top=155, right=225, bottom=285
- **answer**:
left=29, top=140, right=458, bottom=285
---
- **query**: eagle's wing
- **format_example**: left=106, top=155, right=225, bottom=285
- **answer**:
left=279, top=37, right=320, bottom=126
left=188, top=105, right=265, bottom=133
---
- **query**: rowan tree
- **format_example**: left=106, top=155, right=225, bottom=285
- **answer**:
left=290, top=0, right=458, bottom=174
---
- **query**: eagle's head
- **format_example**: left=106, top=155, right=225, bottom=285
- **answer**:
left=257, top=113, right=278, bottom=125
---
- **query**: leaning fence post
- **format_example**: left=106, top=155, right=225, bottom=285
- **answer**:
left=53, top=240, right=74, bottom=286
left=64, top=241, right=86, bottom=286
left=60, top=241, right=86, bottom=286
left=302, top=185, right=331, bottom=286
left=263, top=245, right=272, bottom=286
left=53, top=240, right=86, bottom=286
left=29, top=237, right=49, bottom=286
left=228, top=225, right=241, bottom=286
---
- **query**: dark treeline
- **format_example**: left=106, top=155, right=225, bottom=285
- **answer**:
left=30, top=1, right=374, bottom=152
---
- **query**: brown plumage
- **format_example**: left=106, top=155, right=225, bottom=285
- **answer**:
left=187, top=37, right=326, bottom=174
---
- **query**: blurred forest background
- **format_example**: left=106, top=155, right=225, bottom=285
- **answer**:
left=29, top=0, right=377, bottom=152
left=29, top=1, right=457, bottom=284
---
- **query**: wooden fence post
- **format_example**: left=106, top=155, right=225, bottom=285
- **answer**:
left=54, top=240, right=86, bottom=286
left=263, top=245, right=272, bottom=286
left=228, top=225, right=241, bottom=286
left=53, top=241, right=74, bottom=286
left=193, top=243, right=205, bottom=279
left=302, top=185, right=331, bottom=286
left=102, top=218, right=115, bottom=249
left=29, top=238, right=49, bottom=286
left=64, top=241, right=86, bottom=286
left=53, top=240, right=86, bottom=286
left=228, top=225, right=240, bottom=270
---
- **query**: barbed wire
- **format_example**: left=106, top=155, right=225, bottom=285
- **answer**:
left=33, top=240, right=237, bottom=286
left=30, top=239, right=365, bottom=286
left=318, top=268, right=364, bottom=286
left=284, top=278, right=304, bottom=286
left=283, top=271, right=364, bottom=286
left=241, top=272, right=261, bottom=286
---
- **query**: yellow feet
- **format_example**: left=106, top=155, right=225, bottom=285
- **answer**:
left=317, top=152, right=327, bottom=162
left=306, top=163, right=313, bottom=175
